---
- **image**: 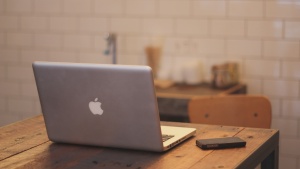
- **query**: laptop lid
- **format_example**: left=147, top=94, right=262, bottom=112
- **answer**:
left=33, top=61, right=195, bottom=152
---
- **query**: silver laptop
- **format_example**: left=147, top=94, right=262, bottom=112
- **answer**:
left=33, top=61, right=196, bottom=152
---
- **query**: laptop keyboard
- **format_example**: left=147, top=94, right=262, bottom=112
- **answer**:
left=162, top=134, right=174, bottom=142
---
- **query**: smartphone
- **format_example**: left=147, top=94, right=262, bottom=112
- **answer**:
left=196, top=137, right=246, bottom=150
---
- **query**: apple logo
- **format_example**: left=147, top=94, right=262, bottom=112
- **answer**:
left=89, top=98, right=103, bottom=115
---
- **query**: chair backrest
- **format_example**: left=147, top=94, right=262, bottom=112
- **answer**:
left=188, top=95, right=272, bottom=128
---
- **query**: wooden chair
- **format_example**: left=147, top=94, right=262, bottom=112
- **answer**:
left=188, top=95, right=272, bottom=128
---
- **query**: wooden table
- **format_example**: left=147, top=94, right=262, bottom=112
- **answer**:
left=0, top=115, right=279, bottom=169
left=156, top=83, right=247, bottom=122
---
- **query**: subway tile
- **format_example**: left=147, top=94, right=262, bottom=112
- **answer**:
left=126, top=0, right=156, bottom=16
left=111, top=18, right=141, bottom=34
left=142, top=18, right=173, bottom=35
left=8, top=98, right=34, bottom=113
left=192, top=0, right=226, bottom=17
left=63, top=0, right=92, bottom=14
left=6, top=0, right=32, bottom=13
left=21, top=82, right=38, bottom=98
left=48, top=51, right=78, bottom=62
left=0, top=82, right=19, bottom=96
left=271, top=118, right=297, bottom=137
left=159, top=0, right=190, bottom=17
left=164, top=37, right=198, bottom=56
left=266, top=1, right=300, bottom=19
left=0, top=66, right=6, bottom=81
left=34, top=0, right=61, bottom=14
left=282, top=100, right=300, bottom=118
left=175, top=19, right=208, bottom=36
left=0, top=49, right=20, bottom=63
left=197, top=38, right=225, bottom=55
left=285, top=21, right=300, bottom=39
left=118, top=54, right=142, bottom=65
left=34, top=100, right=42, bottom=114
left=94, top=0, right=124, bottom=15
left=263, top=40, right=299, bottom=58
left=245, top=60, right=280, bottom=78
left=7, top=66, right=34, bottom=81
left=279, top=156, right=297, bottom=169
left=78, top=52, right=110, bottom=64
left=0, top=113, right=19, bottom=127
left=281, top=138, right=300, bottom=156
left=34, top=33, right=62, bottom=49
left=211, top=20, right=245, bottom=37
left=21, top=16, right=48, bottom=31
left=282, top=61, right=300, bottom=79
left=228, top=1, right=263, bottom=18
left=63, top=34, right=93, bottom=50
left=269, top=98, right=280, bottom=117
left=21, top=50, right=48, bottom=63
left=79, top=17, right=108, bottom=32
left=247, top=21, right=283, bottom=38
left=240, top=78, right=262, bottom=94
left=0, top=16, right=19, bottom=30
left=125, top=36, right=149, bottom=54
left=263, top=80, right=299, bottom=98
left=94, top=35, right=111, bottom=52
left=227, top=40, right=261, bottom=57
left=0, top=0, right=4, bottom=13
left=6, top=33, right=33, bottom=47
left=0, top=97, right=4, bottom=110
left=50, top=17, right=78, bottom=32
left=0, top=33, right=4, bottom=46
left=0, top=66, right=4, bottom=80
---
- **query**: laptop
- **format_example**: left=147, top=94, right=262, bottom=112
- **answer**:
left=32, top=61, right=196, bottom=152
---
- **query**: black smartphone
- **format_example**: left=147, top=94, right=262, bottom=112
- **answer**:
left=196, top=137, right=246, bottom=150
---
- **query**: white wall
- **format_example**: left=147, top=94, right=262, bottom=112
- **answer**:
left=0, top=0, right=300, bottom=168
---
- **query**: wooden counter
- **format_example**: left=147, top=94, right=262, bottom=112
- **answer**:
left=156, top=83, right=247, bottom=122
left=0, top=115, right=278, bottom=169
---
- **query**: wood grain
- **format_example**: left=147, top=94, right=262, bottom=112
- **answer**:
left=0, top=115, right=279, bottom=169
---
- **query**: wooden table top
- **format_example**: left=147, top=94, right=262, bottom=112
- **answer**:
left=156, top=83, right=247, bottom=99
left=0, top=115, right=278, bottom=169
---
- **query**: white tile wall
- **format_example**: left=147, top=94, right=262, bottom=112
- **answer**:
left=63, top=0, right=91, bottom=15
left=0, top=16, right=19, bottom=30
left=281, top=138, right=300, bottom=156
left=227, top=40, right=261, bottom=57
left=34, top=33, right=62, bottom=49
left=6, top=33, right=33, bottom=47
left=245, top=60, right=280, bottom=78
left=266, top=1, right=300, bottom=19
left=282, top=61, right=300, bottom=79
left=111, top=18, right=141, bottom=34
left=79, top=17, right=108, bottom=32
left=247, top=20, right=283, bottom=38
left=6, top=0, right=32, bottom=14
left=192, top=1, right=226, bottom=18
left=158, top=0, right=190, bottom=17
left=263, top=80, right=299, bottom=98
left=125, top=0, right=156, bottom=16
left=1, top=0, right=300, bottom=167
left=142, top=18, right=173, bottom=35
left=228, top=1, right=264, bottom=18
left=34, top=0, right=62, bottom=14
left=21, top=16, right=48, bottom=31
left=263, top=40, right=300, bottom=58
left=211, top=20, right=245, bottom=37
left=280, top=155, right=298, bottom=169
left=175, top=19, right=208, bottom=36
left=94, top=0, right=124, bottom=15
left=282, top=100, right=300, bottom=118
left=285, top=22, right=300, bottom=39
left=271, top=118, right=298, bottom=137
